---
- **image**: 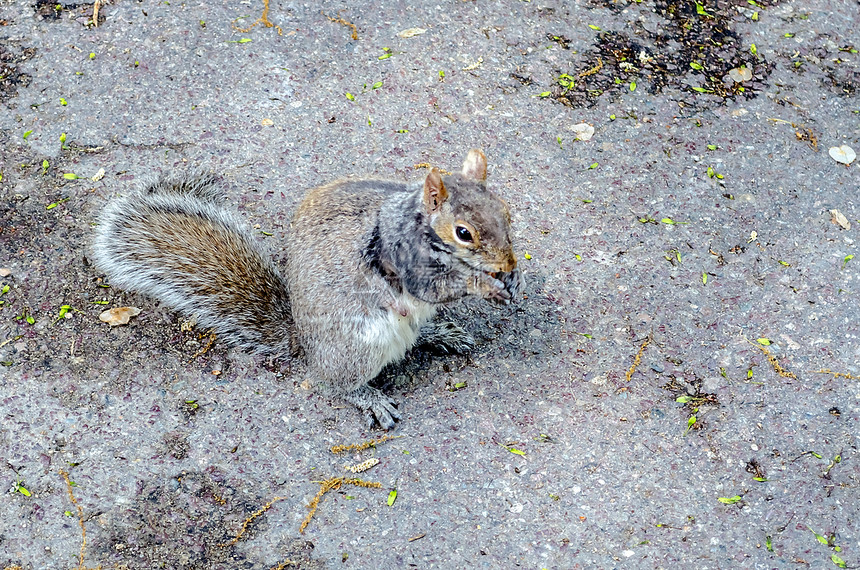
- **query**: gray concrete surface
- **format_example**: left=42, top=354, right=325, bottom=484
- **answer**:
left=1, top=0, right=858, bottom=568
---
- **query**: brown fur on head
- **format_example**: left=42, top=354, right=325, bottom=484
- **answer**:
left=422, top=149, right=517, bottom=274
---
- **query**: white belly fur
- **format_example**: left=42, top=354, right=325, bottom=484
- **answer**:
left=361, top=294, right=436, bottom=376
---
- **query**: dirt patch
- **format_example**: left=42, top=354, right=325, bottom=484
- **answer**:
left=0, top=40, right=35, bottom=104
left=540, top=0, right=776, bottom=109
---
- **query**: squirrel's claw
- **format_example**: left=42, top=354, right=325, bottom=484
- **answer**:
left=499, top=268, right=525, bottom=301
left=345, top=385, right=401, bottom=431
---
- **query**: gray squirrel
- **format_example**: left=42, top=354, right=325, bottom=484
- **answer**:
left=91, top=149, right=523, bottom=429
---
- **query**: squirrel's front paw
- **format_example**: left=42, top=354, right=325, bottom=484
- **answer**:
left=469, top=272, right=511, bottom=303
left=344, top=385, right=402, bottom=430
left=498, top=268, right=525, bottom=300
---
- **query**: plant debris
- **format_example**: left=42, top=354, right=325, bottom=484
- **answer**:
left=233, top=0, right=282, bottom=35
left=811, top=368, right=860, bottom=381
left=538, top=0, right=774, bottom=109
left=344, top=457, right=380, bottom=473
left=744, top=336, right=796, bottom=379
left=828, top=145, right=856, bottom=165
left=323, top=11, right=358, bottom=40
left=625, top=335, right=651, bottom=382
left=301, top=477, right=382, bottom=533
left=330, top=434, right=398, bottom=454
left=98, top=306, right=141, bottom=326
left=829, top=209, right=851, bottom=230
left=60, top=469, right=90, bottom=570
left=220, top=496, right=287, bottom=547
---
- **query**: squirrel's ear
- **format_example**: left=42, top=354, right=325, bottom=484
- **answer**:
left=461, top=149, right=487, bottom=181
left=423, top=168, right=448, bottom=213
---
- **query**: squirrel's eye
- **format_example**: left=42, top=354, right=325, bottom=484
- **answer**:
left=455, top=226, right=473, bottom=243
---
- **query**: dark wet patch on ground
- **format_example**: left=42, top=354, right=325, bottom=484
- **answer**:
left=539, top=0, right=777, bottom=109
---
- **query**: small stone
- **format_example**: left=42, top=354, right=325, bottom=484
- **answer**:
left=0, top=268, right=11, bottom=277
left=728, top=66, right=753, bottom=82
left=571, top=123, right=595, bottom=141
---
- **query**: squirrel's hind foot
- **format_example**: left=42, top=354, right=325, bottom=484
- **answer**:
left=344, top=385, right=402, bottom=430
left=419, top=321, right=476, bottom=355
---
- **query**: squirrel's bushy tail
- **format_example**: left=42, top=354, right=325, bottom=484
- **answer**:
left=91, top=175, right=294, bottom=355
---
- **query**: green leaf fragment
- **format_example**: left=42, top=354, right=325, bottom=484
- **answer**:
left=538, top=91, right=551, bottom=98
left=18, top=486, right=31, bottom=497
left=756, top=338, right=771, bottom=345
left=63, top=173, right=79, bottom=180
left=702, top=272, right=707, bottom=285
left=1, top=285, right=9, bottom=295
left=707, top=144, right=717, bottom=150
left=676, top=396, right=692, bottom=403
left=23, top=130, right=32, bottom=140
left=387, top=489, right=397, bottom=506
left=60, top=132, right=66, bottom=143
left=345, top=92, right=355, bottom=101
left=766, top=536, right=773, bottom=551
left=588, top=162, right=598, bottom=169
left=629, top=81, right=636, bottom=92
left=372, top=81, right=383, bottom=89
left=718, top=495, right=742, bottom=504
left=26, top=315, right=35, bottom=325
left=692, top=86, right=714, bottom=93
left=778, top=260, right=790, bottom=267
left=588, top=24, right=600, bottom=31
left=609, top=114, right=616, bottom=120
left=753, top=477, right=768, bottom=482
left=831, top=554, right=847, bottom=568
left=378, top=53, right=392, bottom=60
left=508, top=447, right=526, bottom=456
left=750, top=44, right=758, bottom=55
left=810, top=528, right=829, bottom=545
left=690, top=62, right=703, bottom=70
left=811, top=452, right=822, bottom=458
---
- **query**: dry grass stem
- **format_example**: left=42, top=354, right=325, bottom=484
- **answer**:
left=330, top=434, right=399, bottom=454
left=300, top=477, right=382, bottom=533
left=234, top=0, right=283, bottom=35
left=811, top=368, right=860, bottom=380
left=579, top=57, right=603, bottom=78
left=323, top=11, right=358, bottom=40
left=625, top=335, right=651, bottom=382
left=60, top=470, right=87, bottom=570
left=220, top=496, right=287, bottom=547
left=744, top=337, right=797, bottom=379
